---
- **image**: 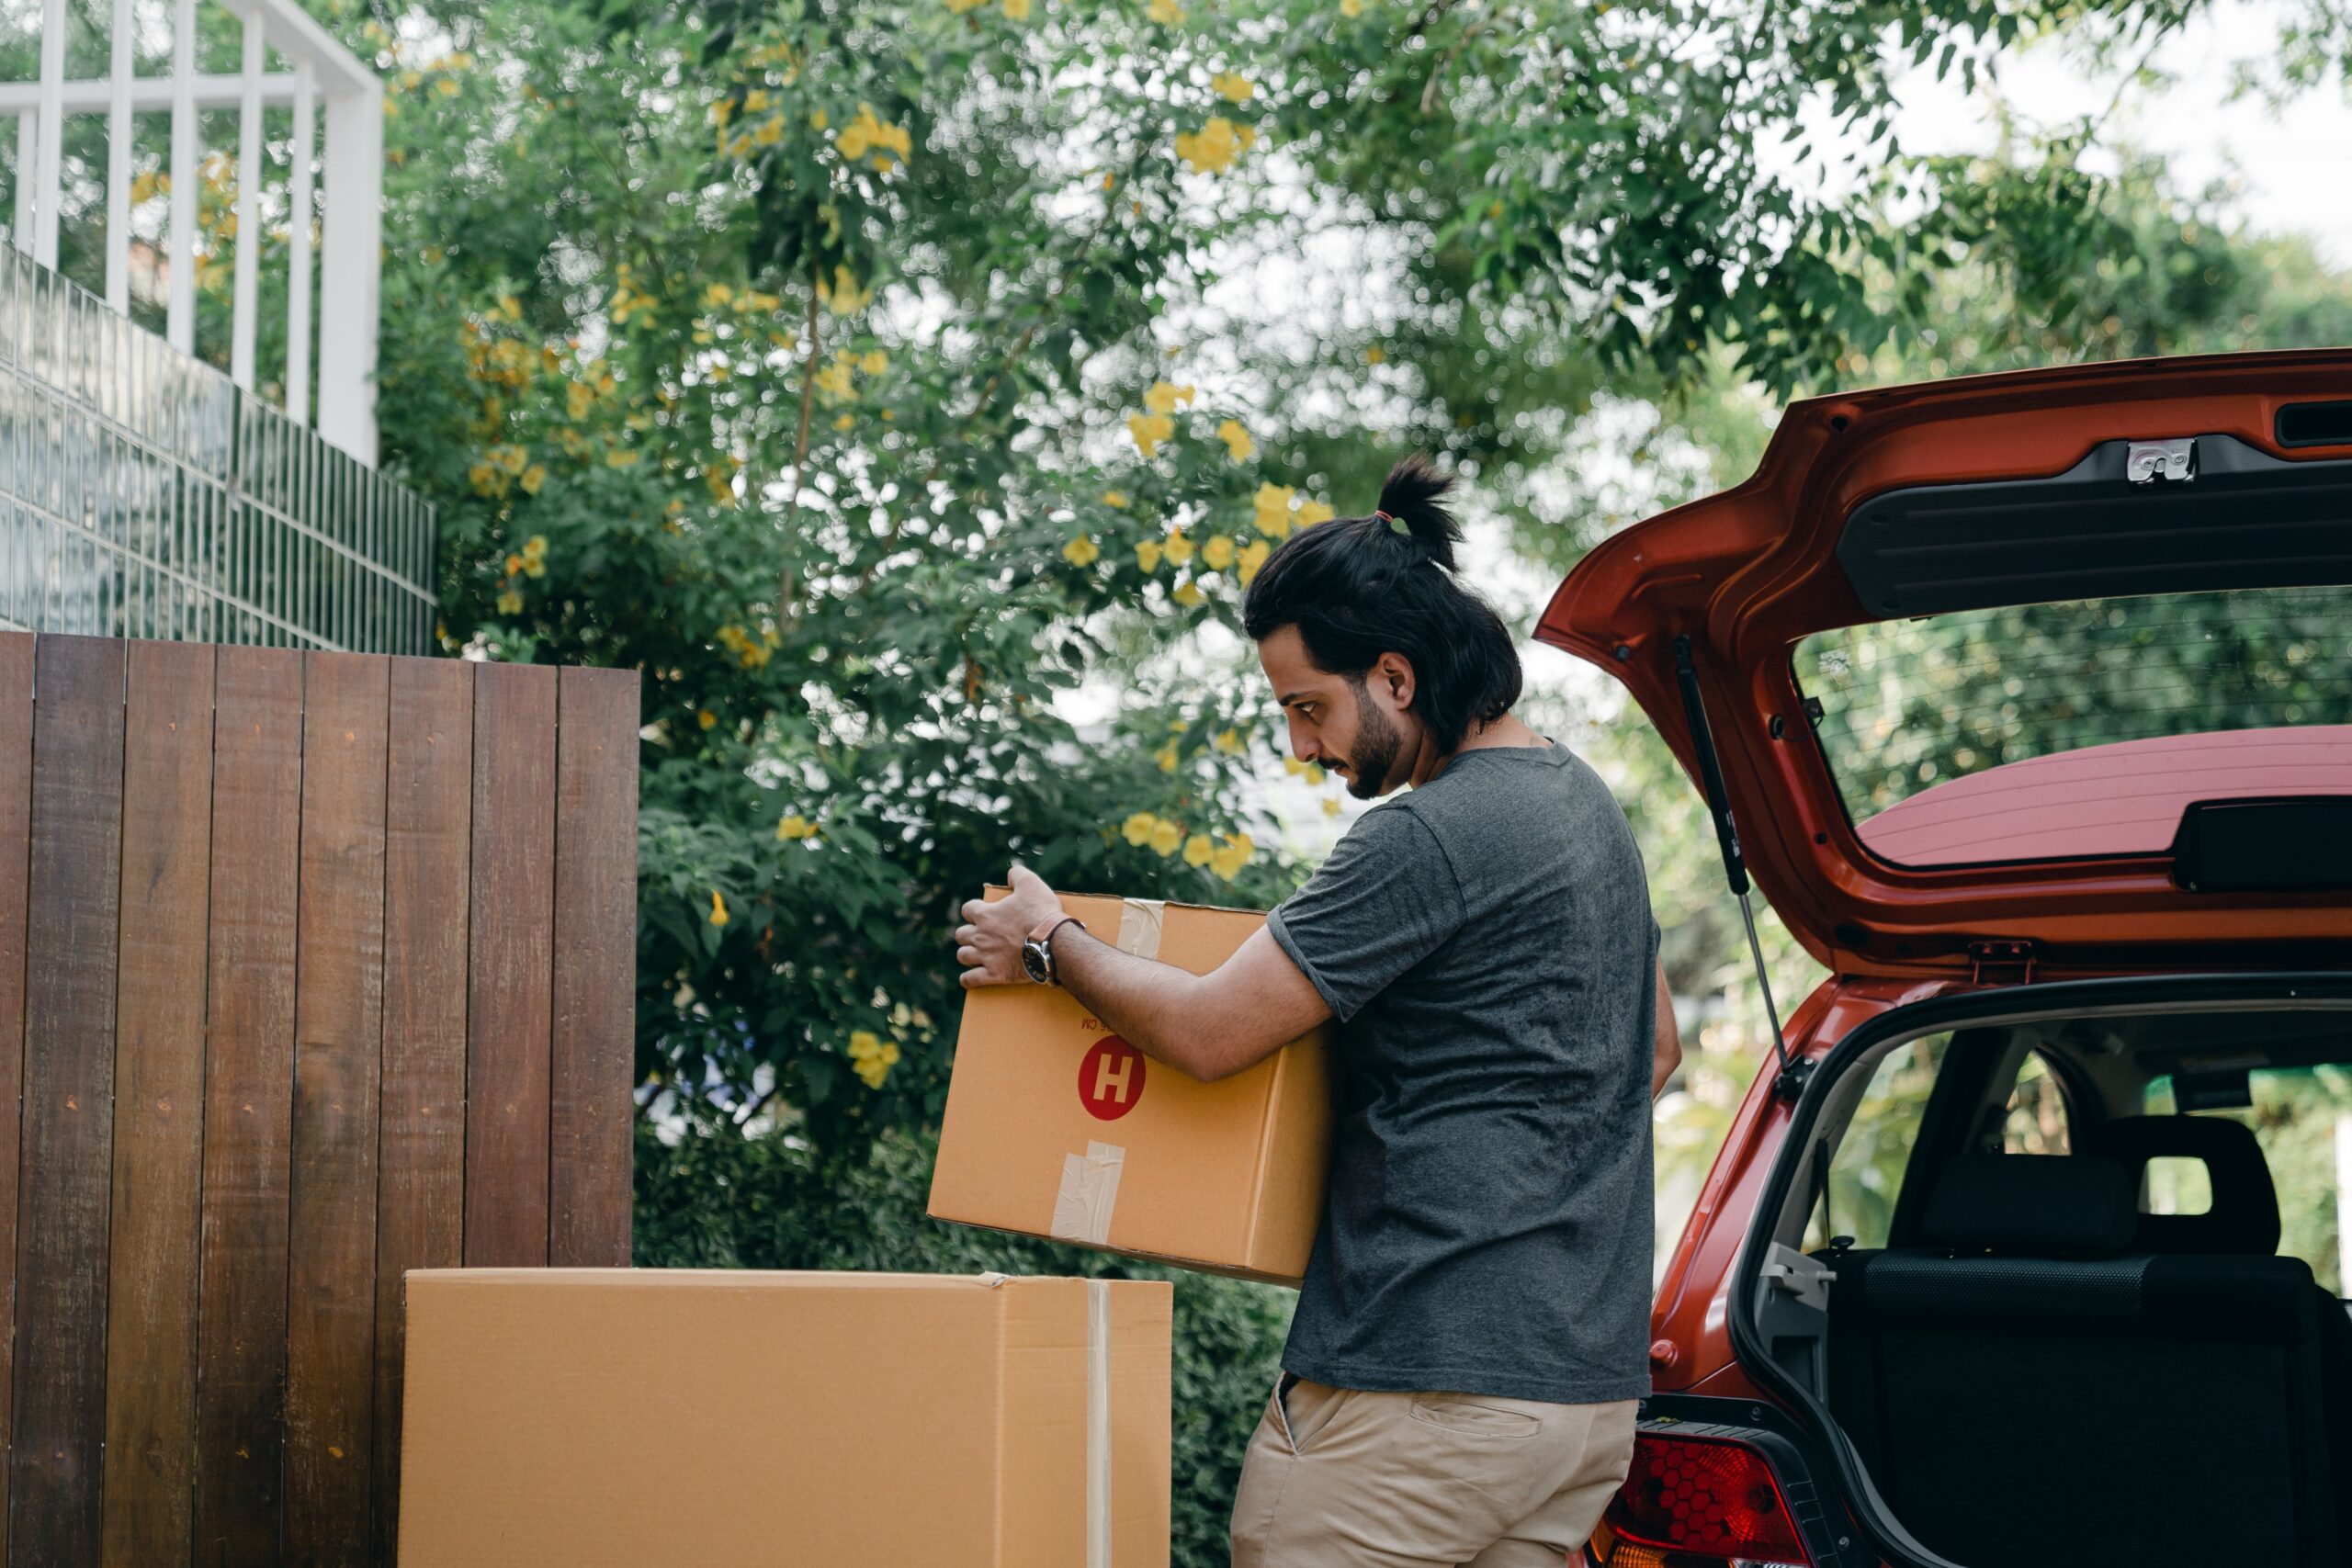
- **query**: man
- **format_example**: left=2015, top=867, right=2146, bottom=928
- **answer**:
left=955, top=453, right=1677, bottom=1566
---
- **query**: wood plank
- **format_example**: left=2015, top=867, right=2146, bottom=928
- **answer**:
left=284, top=652, right=389, bottom=1568
left=9, top=634, right=128, bottom=1568
left=369, top=657, right=472, bottom=1565
left=193, top=646, right=304, bottom=1568
left=0, top=633, right=38, bottom=1568
left=97, top=640, right=215, bottom=1568
left=464, top=662, right=556, bottom=1268
left=549, top=667, right=639, bottom=1268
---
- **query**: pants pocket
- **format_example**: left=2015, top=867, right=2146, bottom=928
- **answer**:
left=1269, top=1372, right=1301, bottom=1454
left=1407, top=1394, right=1544, bottom=1439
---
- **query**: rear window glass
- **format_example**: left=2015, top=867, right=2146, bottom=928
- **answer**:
left=1793, top=585, right=2352, bottom=868
left=2145, top=1066, right=2352, bottom=1293
left=1804, top=1034, right=1951, bottom=1252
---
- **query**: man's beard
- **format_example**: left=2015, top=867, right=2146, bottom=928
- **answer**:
left=1341, top=680, right=1404, bottom=799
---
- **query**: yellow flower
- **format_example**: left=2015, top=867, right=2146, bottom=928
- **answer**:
left=1102, top=490, right=1130, bottom=509
left=1253, top=482, right=1295, bottom=536
left=520, top=464, right=547, bottom=496
left=1148, top=818, right=1183, bottom=856
left=1212, top=728, right=1241, bottom=754
left=777, top=813, right=814, bottom=840
left=1128, top=411, right=1175, bottom=457
left=505, top=553, right=526, bottom=576
left=1123, top=811, right=1159, bottom=847
left=1211, top=73, right=1254, bottom=103
left=605, top=447, right=640, bottom=468
left=704, top=282, right=735, bottom=308
left=832, top=412, right=854, bottom=430
left=1238, top=538, right=1272, bottom=584
left=847, top=1028, right=900, bottom=1089
left=1305, top=762, right=1326, bottom=785
left=1144, top=380, right=1195, bottom=414
left=1062, top=535, right=1102, bottom=567
left=1154, top=739, right=1182, bottom=773
left=860, top=350, right=888, bottom=375
left=1175, top=116, right=1253, bottom=175
left=1148, top=0, right=1184, bottom=22
left=1182, top=833, right=1215, bottom=868
left=1364, top=344, right=1387, bottom=365
left=493, top=444, right=528, bottom=475
left=1295, top=498, right=1336, bottom=527
left=1283, top=755, right=1306, bottom=775
left=1162, top=528, right=1194, bottom=566
left=567, top=381, right=595, bottom=419
left=1323, top=795, right=1343, bottom=817
left=1004, top=0, right=1032, bottom=17
left=1135, top=539, right=1164, bottom=573
left=495, top=589, right=523, bottom=615
left=816, top=265, right=876, bottom=315
left=1200, top=535, right=1237, bottom=571
left=708, top=890, right=729, bottom=926
left=809, top=107, right=829, bottom=130
left=1216, top=419, right=1254, bottom=462
left=834, top=103, right=914, bottom=169
left=696, top=708, right=718, bottom=729
left=1209, top=832, right=1254, bottom=879
left=1172, top=577, right=1204, bottom=608
left=434, top=74, right=459, bottom=97
left=1340, top=0, right=1362, bottom=14
left=815, top=359, right=857, bottom=401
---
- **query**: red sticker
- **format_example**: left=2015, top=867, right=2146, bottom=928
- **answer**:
left=1079, top=1035, right=1147, bottom=1121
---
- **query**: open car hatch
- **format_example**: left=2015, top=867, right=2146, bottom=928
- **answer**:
left=1537, top=351, right=2352, bottom=977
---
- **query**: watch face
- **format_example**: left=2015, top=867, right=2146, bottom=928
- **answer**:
left=1020, top=939, right=1050, bottom=984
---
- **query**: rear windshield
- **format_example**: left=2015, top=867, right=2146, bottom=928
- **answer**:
left=1793, top=584, right=2352, bottom=867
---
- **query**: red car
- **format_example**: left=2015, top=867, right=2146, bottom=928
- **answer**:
left=1539, top=353, right=2352, bottom=1568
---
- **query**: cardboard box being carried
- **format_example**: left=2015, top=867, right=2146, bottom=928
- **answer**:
left=397, top=1269, right=1171, bottom=1567
left=929, top=890, right=1331, bottom=1285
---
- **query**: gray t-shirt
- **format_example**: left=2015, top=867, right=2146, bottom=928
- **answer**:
left=1266, top=741, right=1659, bottom=1404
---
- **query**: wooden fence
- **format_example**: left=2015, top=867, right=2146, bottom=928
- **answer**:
left=0, top=633, right=639, bottom=1568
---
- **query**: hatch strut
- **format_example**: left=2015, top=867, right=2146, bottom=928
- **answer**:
left=1670, top=637, right=1800, bottom=1096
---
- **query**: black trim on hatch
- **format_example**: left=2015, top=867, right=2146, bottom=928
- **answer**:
left=1725, top=971, right=2352, bottom=1568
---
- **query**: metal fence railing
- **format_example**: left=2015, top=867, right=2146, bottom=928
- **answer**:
left=0, top=243, right=434, bottom=653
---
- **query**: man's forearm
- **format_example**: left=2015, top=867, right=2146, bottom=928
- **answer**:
left=1049, top=925, right=1221, bottom=1079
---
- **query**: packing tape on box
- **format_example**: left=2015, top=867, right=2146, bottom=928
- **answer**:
left=1052, top=1139, right=1125, bottom=1247
left=1115, top=897, right=1164, bottom=960
left=1087, top=1277, right=1112, bottom=1568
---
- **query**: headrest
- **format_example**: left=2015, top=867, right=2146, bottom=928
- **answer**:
left=1919, top=1155, right=2138, bottom=1258
left=2086, top=1115, right=2281, bottom=1257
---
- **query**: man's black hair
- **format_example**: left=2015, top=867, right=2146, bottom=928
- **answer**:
left=1240, top=452, right=1522, bottom=754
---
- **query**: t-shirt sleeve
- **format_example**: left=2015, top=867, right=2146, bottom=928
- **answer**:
left=1266, top=805, right=1466, bottom=1023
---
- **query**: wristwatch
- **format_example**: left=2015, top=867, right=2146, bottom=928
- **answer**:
left=1020, top=915, right=1084, bottom=986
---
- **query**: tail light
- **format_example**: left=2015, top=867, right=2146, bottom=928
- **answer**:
left=1589, top=1430, right=1813, bottom=1567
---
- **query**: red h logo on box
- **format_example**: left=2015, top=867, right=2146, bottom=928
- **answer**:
left=1079, top=1035, right=1147, bottom=1121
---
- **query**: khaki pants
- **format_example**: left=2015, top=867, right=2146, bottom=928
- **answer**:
left=1228, top=1373, right=1637, bottom=1568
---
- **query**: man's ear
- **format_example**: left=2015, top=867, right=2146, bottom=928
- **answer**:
left=1375, top=650, right=1416, bottom=709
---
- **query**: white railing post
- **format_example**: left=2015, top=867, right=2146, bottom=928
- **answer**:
left=316, top=78, right=381, bottom=466
left=104, top=0, right=132, bottom=312
left=166, top=0, right=197, bottom=355
left=10, top=112, right=29, bottom=254
left=32, top=0, right=65, bottom=268
left=231, top=9, right=263, bottom=391
left=287, top=60, right=312, bottom=426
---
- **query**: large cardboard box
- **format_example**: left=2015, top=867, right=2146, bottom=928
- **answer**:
left=398, top=1269, right=1171, bottom=1567
left=929, top=891, right=1331, bottom=1285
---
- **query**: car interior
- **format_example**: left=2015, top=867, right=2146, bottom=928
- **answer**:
left=1749, top=1002, right=2352, bottom=1568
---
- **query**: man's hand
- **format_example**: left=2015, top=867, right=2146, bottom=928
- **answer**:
left=954, top=863, right=1065, bottom=988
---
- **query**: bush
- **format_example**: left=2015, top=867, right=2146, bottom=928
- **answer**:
left=635, top=1115, right=1292, bottom=1568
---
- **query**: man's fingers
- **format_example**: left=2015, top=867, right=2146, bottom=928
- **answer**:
left=960, top=897, right=988, bottom=923
left=1008, top=862, right=1043, bottom=891
left=955, top=924, right=978, bottom=945
left=956, top=944, right=984, bottom=968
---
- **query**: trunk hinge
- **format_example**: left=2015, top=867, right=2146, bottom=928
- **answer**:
left=1669, top=637, right=1802, bottom=1099
left=1969, top=939, right=2038, bottom=987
